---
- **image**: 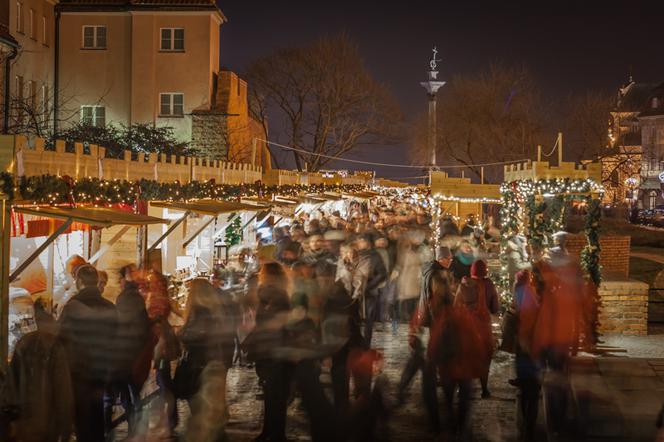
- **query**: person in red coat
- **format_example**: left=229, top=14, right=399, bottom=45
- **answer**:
left=428, top=271, right=484, bottom=436
left=453, top=260, right=500, bottom=398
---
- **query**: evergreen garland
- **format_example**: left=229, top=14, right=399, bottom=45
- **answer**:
left=580, top=197, right=602, bottom=286
left=7, top=174, right=364, bottom=205
left=499, top=178, right=603, bottom=305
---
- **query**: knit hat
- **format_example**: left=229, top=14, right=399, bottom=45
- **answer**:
left=470, top=259, right=487, bottom=279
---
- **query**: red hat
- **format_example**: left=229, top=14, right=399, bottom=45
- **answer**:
left=471, top=260, right=487, bottom=279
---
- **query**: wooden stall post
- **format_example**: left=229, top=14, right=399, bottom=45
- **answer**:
left=0, top=197, right=10, bottom=363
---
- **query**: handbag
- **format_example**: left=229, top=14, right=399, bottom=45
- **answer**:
left=172, top=351, right=201, bottom=400
left=499, top=308, right=518, bottom=354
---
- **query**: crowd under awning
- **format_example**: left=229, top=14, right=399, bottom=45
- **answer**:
left=10, top=205, right=168, bottom=283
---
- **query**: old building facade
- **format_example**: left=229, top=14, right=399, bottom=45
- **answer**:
left=56, top=0, right=224, bottom=142
left=0, top=1, right=19, bottom=134
left=607, top=78, right=664, bottom=209
left=5, top=0, right=54, bottom=135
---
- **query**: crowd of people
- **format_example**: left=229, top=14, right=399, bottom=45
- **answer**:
left=0, top=197, right=602, bottom=442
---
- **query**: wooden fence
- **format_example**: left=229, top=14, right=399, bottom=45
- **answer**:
left=0, top=135, right=373, bottom=188
left=2, top=135, right=262, bottom=185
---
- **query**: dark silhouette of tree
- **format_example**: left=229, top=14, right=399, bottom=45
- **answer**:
left=245, top=34, right=403, bottom=172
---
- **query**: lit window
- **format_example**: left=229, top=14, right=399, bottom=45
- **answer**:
left=80, top=105, right=106, bottom=127
left=82, top=25, right=107, bottom=49
left=16, top=2, right=23, bottom=33
left=652, top=97, right=660, bottom=109
left=159, top=93, right=184, bottom=116
left=160, top=28, right=184, bottom=51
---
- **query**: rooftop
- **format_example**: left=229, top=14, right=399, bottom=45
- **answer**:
left=57, top=0, right=224, bottom=14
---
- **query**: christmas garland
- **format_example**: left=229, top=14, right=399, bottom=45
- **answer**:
left=499, top=178, right=603, bottom=300
left=6, top=174, right=364, bottom=205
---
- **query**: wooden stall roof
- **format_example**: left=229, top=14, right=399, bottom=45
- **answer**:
left=306, top=193, right=341, bottom=202
left=342, top=191, right=379, bottom=199
left=14, top=206, right=169, bottom=227
left=241, top=197, right=298, bottom=208
left=150, top=199, right=263, bottom=215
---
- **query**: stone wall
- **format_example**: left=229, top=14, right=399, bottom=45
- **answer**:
left=566, top=235, right=631, bottom=278
left=190, top=113, right=229, bottom=160
left=598, top=278, right=649, bottom=336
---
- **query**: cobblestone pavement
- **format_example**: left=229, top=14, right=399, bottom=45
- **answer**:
left=192, top=324, right=519, bottom=442
left=115, top=324, right=664, bottom=441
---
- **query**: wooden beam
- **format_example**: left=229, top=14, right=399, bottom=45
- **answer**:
left=10, top=218, right=73, bottom=283
left=88, top=225, right=132, bottom=265
left=147, top=210, right=191, bottom=253
left=182, top=215, right=215, bottom=250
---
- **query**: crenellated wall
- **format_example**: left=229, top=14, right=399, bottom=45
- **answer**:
left=2, top=134, right=262, bottom=185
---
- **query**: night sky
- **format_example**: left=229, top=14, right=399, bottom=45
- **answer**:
left=217, top=0, right=664, bottom=181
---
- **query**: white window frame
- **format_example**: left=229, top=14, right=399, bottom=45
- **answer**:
left=28, top=8, right=35, bottom=39
left=650, top=191, right=658, bottom=209
left=159, top=93, right=184, bottom=117
left=160, top=28, right=184, bottom=51
left=16, top=2, right=24, bottom=33
left=82, top=25, right=107, bottom=49
left=27, top=80, right=36, bottom=110
left=41, top=84, right=49, bottom=125
left=80, top=105, right=106, bottom=127
left=42, top=16, right=47, bottom=45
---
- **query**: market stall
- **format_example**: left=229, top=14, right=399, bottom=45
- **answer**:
left=5, top=205, right=168, bottom=356
left=147, top=199, right=264, bottom=278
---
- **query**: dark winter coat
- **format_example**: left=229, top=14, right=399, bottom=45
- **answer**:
left=355, top=249, right=387, bottom=299
left=321, top=280, right=363, bottom=352
left=10, top=331, right=74, bottom=442
left=58, top=287, right=118, bottom=383
left=113, top=282, right=151, bottom=384
left=415, top=260, right=446, bottom=329
left=180, top=305, right=229, bottom=370
left=244, top=284, right=290, bottom=362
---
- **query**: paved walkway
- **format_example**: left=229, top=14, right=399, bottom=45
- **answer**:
left=112, top=325, right=664, bottom=441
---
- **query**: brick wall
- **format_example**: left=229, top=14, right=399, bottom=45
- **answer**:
left=566, top=235, right=631, bottom=278
left=598, top=279, right=649, bottom=336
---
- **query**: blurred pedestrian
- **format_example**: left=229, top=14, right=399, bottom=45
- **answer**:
left=105, top=264, right=152, bottom=438
left=353, top=233, right=387, bottom=348
left=59, top=264, right=118, bottom=442
left=10, top=301, right=73, bottom=442
left=246, top=262, right=291, bottom=442
left=178, top=278, right=231, bottom=441
left=454, top=260, right=499, bottom=398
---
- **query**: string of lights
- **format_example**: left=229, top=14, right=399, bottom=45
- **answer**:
left=259, top=139, right=530, bottom=170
